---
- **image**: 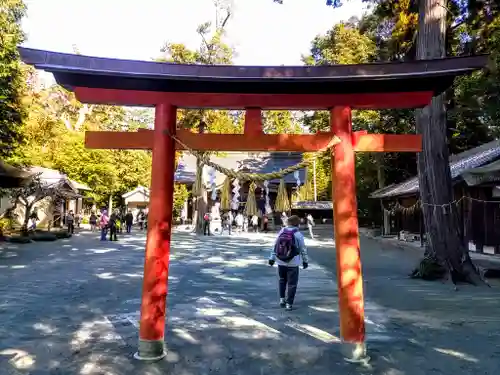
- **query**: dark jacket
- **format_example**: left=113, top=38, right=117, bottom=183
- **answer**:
left=125, top=213, right=133, bottom=224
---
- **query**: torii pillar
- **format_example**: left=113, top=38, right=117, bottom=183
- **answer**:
left=331, top=106, right=366, bottom=359
left=135, top=104, right=177, bottom=360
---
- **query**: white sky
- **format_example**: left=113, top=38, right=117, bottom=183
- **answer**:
left=22, top=0, right=365, bottom=66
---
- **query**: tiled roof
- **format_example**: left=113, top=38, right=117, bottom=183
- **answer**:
left=28, top=166, right=90, bottom=192
left=175, top=152, right=305, bottom=186
left=370, top=139, right=500, bottom=199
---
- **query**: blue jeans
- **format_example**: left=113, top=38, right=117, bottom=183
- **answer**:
left=100, top=227, right=108, bottom=241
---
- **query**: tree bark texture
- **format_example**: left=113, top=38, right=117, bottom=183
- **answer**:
left=415, top=0, right=482, bottom=283
left=195, top=121, right=207, bottom=235
left=375, top=154, right=390, bottom=235
left=195, top=158, right=208, bottom=235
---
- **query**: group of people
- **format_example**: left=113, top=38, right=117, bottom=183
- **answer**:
left=202, top=211, right=271, bottom=236
left=58, top=208, right=148, bottom=241
left=201, top=211, right=315, bottom=239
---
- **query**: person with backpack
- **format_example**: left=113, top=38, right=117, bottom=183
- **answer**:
left=268, top=215, right=309, bottom=311
left=203, top=212, right=211, bottom=236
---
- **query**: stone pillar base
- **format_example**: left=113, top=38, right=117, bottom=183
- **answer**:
left=134, top=338, right=166, bottom=362
left=341, top=341, right=370, bottom=364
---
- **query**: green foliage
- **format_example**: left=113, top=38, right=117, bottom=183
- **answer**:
left=11, top=78, right=155, bottom=208
left=173, top=184, right=189, bottom=217
left=263, top=111, right=302, bottom=134
left=0, top=0, right=27, bottom=158
left=303, top=23, right=377, bottom=65
left=298, top=0, right=500, bottom=227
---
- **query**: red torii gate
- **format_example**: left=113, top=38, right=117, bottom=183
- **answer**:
left=19, top=47, right=486, bottom=361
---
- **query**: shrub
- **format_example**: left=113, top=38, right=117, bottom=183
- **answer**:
left=54, top=230, right=72, bottom=239
left=32, top=233, right=58, bottom=242
left=82, top=216, right=89, bottom=224
left=8, top=236, right=32, bottom=244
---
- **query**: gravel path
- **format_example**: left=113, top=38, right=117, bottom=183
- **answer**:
left=0, top=228, right=499, bottom=375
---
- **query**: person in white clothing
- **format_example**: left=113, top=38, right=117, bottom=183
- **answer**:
left=251, top=215, right=259, bottom=232
left=306, top=213, right=315, bottom=239
left=235, top=213, right=243, bottom=233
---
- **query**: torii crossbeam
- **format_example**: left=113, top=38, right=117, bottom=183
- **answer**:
left=19, top=47, right=488, bottom=362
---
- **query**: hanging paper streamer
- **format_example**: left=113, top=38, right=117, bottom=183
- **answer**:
left=263, top=180, right=272, bottom=214
left=220, top=177, right=231, bottom=211
left=293, top=170, right=301, bottom=189
left=231, top=178, right=240, bottom=210
left=209, top=167, right=217, bottom=201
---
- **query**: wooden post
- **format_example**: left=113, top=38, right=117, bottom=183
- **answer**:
left=135, top=103, right=177, bottom=361
left=330, top=106, right=367, bottom=362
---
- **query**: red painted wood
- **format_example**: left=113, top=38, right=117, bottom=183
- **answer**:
left=244, top=108, right=263, bottom=136
left=85, top=130, right=339, bottom=152
left=74, top=87, right=434, bottom=109
left=85, top=130, right=154, bottom=149
left=138, top=104, right=176, bottom=342
left=352, top=133, right=422, bottom=152
left=331, top=106, right=365, bottom=343
left=75, top=87, right=164, bottom=106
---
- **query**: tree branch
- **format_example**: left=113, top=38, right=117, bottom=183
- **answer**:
left=220, top=10, right=231, bottom=30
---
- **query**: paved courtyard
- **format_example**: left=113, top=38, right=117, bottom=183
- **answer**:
left=0, top=228, right=499, bottom=375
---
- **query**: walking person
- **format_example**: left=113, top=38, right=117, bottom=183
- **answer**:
left=125, top=210, right=133, bottom=234
left=29, top=209, right=39, bottom=231
left=306, top=213, right=315, bottom=239
left=89, top=211, right=97, bottom=232
left=243, top=215, right=249, bottom=232
left=251, top=214, right=259, bottom=233
left=268, top=215, right=309, bottom=311
left=203, top=212, right=211, bottom=236
left=235, top=213, right=243, bottom=234
left=137, top=210, right=145, bottom=231
left=66, top=211, right=75, bottom=234
left=75, top=211, right=82, bottom=229
left=109, top=211, right=118, bottom=241
left=100, top=210, right=109, bottom=241
left=281, top=212, right=288, bottom=229
left=262, top=215, right=269, bottom=233
left=221, top=212, right=232, bottom=235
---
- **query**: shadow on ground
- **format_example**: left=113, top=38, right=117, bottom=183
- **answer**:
left=0, top=229, right=499, bottom=375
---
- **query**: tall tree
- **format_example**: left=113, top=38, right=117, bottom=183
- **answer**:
left=0, top=0, right=27, bottom=159
left=414, top=0, right=483, bottom=283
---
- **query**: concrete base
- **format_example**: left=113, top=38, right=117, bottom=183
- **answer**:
left=341, top=341, right=370, bottom=364
left=134, top=338, right=166, bottom=362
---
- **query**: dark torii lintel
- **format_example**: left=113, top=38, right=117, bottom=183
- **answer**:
left=18, top=47, right=488, bottom=109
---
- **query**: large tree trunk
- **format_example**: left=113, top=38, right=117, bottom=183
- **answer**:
left=195, top=158, right=208, bottom=235
left=414, top=0, right=483, bottom=284
left=195, top=120, right=207, bottom=235
left=22, top=203, right=32, bottom=234
left=375, top=154, right=390, bottom=235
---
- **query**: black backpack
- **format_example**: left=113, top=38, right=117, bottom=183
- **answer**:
left=275, top=229, right=299, bottom=262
